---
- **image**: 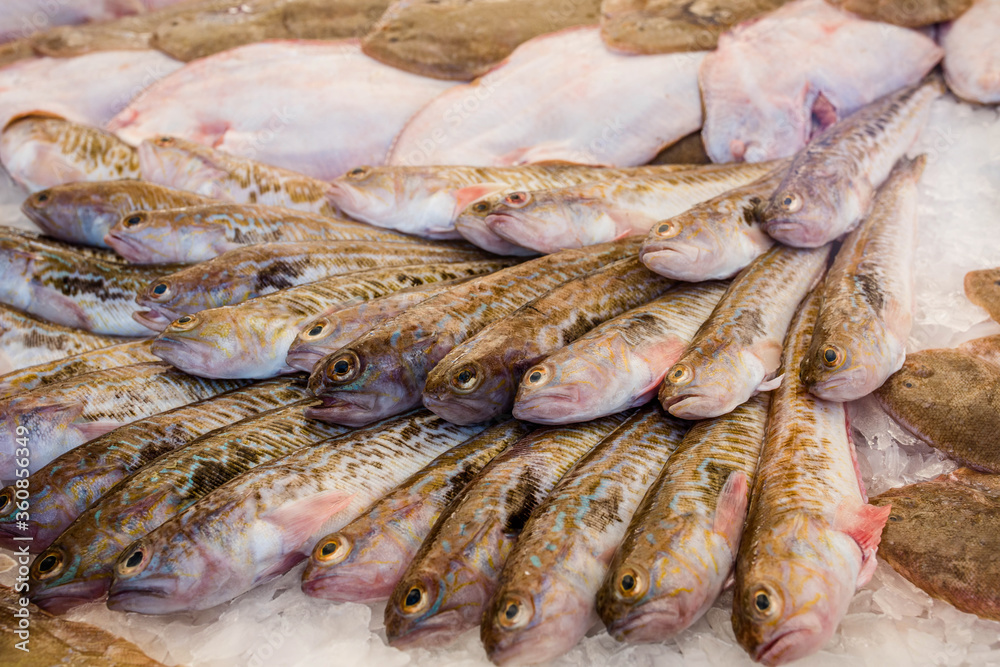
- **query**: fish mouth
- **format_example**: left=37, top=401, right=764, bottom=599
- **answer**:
left=31, top=579, right=109, bottom=614
left=132, top=309, right=172, bottom=332
left=0, top=520, right=40, bottom=550
left=103, top=232, right=153, bottom=262
left=285, top=348, right=324, bottom=373
left=607, top=606, right=685, bottom=643
left=755, top=629, right=808, bottom=666
left=389, top=608, right=468, bottom=649
left=305, top=393, right=380, bottom=426
left=106, top=582, right=173, bottom=613
left=421, top=392, right=496, bottom=426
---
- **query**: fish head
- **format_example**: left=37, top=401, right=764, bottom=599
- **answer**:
left=486, top=190, right=602, bottom=253
left=328, top=166, right=410, bottom=221
left=107, top=532, right=217, bottom=615
left=151, top=309, right=278, bottom=379
left=286, top=316, right=343, bottom=373
left=27, top=529, right=120, bottom=614
left=800, top=320, right=898, bottom=401
left=301, top=524, right=412, bottom=604
left=423, top=353, right=513, bottom=425
left=0, top=481, right=73, bottom=550
left=0, top=397, right=88, bottom=474
left=455, top=195, right=536, bottom=256
left=134, top=266, right=209, bottom=329
left=659, top=348, right=759, bottom=420
left=105, top=209, right=225, bottom=264
left=760, top=171, right=855, bottom=248
left=137, top=136, right=227, bottom=198
left=0, top=484, right=42, bottom=548
left=20, top=184, right=120, bottom=246
left=1, top=115, right=85, bottom=192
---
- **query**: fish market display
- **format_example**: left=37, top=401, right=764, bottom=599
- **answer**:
left=301, top=420, right=532, bottom=603
left=106, top=411, right=486, bottom=613
left=308, top=239, right=639, bottom=426
left=597, top=394, right=769, bottom=642
left=385, top=413, right=630, bottom=648
left=484, top=162, right=774, bottom=254
left=800, top=156, right=923, bottom=402
left=826, top=0, right=973, bottom=26
left=732, top=290, right=890, bottom=666
left=700, top=0, right=942, bottom=163
left=27, top=399, right=347, bottom=613
left=871, top=468, right=1000, bottom=621
left=760, top=78, right=941, bottom=248
left=965, top=267, right=1000, bottom=322
left=389, top=28, right=705, bottom=167
left=513, top=281, right=726, bottom=424
left=109, top=41, right=457, bottom=180
left=482, top=406, right=685, bottom=665
left=658, top=244, right=829, bottom=419
left=941, top=0, right=1000, bottom=104
left=0, top=377, right=310, bottom=550
left=424, top=257, right=675, bottom=424
left=0, top=115, right=139, bottom=193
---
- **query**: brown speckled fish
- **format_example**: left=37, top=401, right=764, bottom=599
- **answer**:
left=826, top=0, right=972, bottom=27
left=964, top=267, right=1000, bottom=323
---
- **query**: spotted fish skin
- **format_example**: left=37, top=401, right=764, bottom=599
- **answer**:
left=0, top=115, right=140, bottom=193
left=152, top=260, right=513, bottom=379
left=0, top=377, right=311, bottom=551
left=760, top=78, right=942, bottom=248
left=597, top=394, right=770, bottom=643
left=658, top=244, right=830, bottom=419
left=801, top=156, right=924, bottom=402
left=104, top=202, right=417, bottom=264
left=513, top=282, right=727, bottom=425
left=106, top=410, right=487, bottom=614
left=133, top=240, right=489, bottom=330
left=384, top=412, right=631, bottom=649
left=482, top=406, right=686, bottom=666
left=138, top=136, right=340, bottom=216
left=309, top=239, right=641, bottom=426
left=301, top=420, right=532, bottom=604
left=27, top=398, right=348, bottom=614
left=424, top=257, right=675, bottom=424
left=20, top=180, right=214, bottom=248
left=732, top=290, right=890, bottom=666
left=964, top=267, right=1000, bottom=324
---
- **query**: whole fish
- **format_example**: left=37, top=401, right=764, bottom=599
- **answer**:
left=828, top=0, right=972, bottom=26
left=0, top=362, right=246, bottom=479
left=104, top=202, right=415, bottom=264
left=384, top=412, right=630, bottom=648
left=760, top=77, right=943, bottom=248
left=106, top=411, right=486, bottom=613
left=965, top=266, right=1000, bottom=323
left=513, top=281, right=727, bottom=424
left=152, top=259, right=511, bottom=379
left=941, top=0, right=1000, bottom=104
left=0, top=115, right=139, bottom=193
left=133, top=239, right=487, bottom=330
left=454, top=193, right=537, bottom=256
left=423, top=257, right=675, bottom=424
left=26, top=398, right=347, bottom=614
left=638, top=164, right=787, bottom=281
left=732, top=289, right=890, bottom=666
left=20, top=179, right=214, bottom=247
left=485, top=162, right=776, bottom=254
left=308, top=239, right=640, bottom=426
left=659, top=244, right=830, bottom=419
left=481, top=406, right=685, bottom=665
left=800, top=156, right=924, bottom=402
left=301, top=420, right=532, bottom=603
left=597, top=394, right=769, bottom=642
left=388, top=28, right=704, bottom=168
left=136, top=136, right=340, bottom=216
left=871, top=468, right=1000, bottom=621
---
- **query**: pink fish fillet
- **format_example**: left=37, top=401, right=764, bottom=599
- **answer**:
left=941, top=0, right=1000, bottom=104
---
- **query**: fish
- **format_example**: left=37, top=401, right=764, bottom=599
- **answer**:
left=732, top=289, right=890, bottom=666
left=454, top=193, right=537, bottom=256
left=0, top=376, right=310, bottom=551
left=136, top=136, right=340, bottom=216
left=0, top=224, right=129, bottom=264
left=20, top=179, right=214, bottom=248
left=513, top=281, right=727, bottom=425
left=388, top=28, right=704, bottom=168
left=384, top=412, right=631, bottom=648
left=0, top=114, right=140, bottom=193
left=151, top=259, right=512, bottom=379
left=700, top=0, right=942, bottom=164
left=828, top=0, right=973, bottom=27
left=484, top=162, right=776, bottom=254
left=965, top=266, right=1000, bottom=323
left=800, top=156, right=924, bottom=402
left=600, top=0, right=789, bottom=54
left=597, top=394, right=769, bottom=642
left=133, top=239, right=488, bottom=330
left=874, top=340, right=1000, bottom=473
left=308, top=239, right=640, bottom=426
left=941, top=0, right=1000, bottom=104
left=959, top=333, right=1000, bottom=369
left=26, top=398, right=348, bottom=614
left=106, top=410, right=487, bottom=613
left=760, top=77, right=943, bottom=248
left=648, top=130, right=711, bottom=165
left=871, top=467, right=1000, bottom=621
left=658, top=244, right=830, bottom=419
left=301, top=420, right=532, bottom=603
left=423, top=256, right=675, bottom=424
left=103, top=202, right=416, bottom=264
left=481, top=406, right=686, bottom=665
left=638, top=163, right=787, bottom=281
left=109, top=40, right=457, bottom=181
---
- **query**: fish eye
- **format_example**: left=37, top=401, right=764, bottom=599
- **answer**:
left=504, top=192, right=531, bottom=208
left=655, top=221, right=680, bottom=238
left=155, top=136, right=175, bottom=146
left=451, top=364, right=480, bottom=393
left=779, top=192, right=802, bottom=213
left=116, top=544, right=148, bottom=578
left=400, top=582, right=429, bottom=614
left=472, top=201, right=490, bottom=213
left=0, top=487, right=12, bottom=515
left=303, top=321, right=327, bottom=339
left=667, top=364, right=693, bottom=386
left=751, top=585, right=780, bottom=618
left=313, top=533, right=351, bottom=565
left=32, top=547, right=66, bottom=580
left=34, top=191, right=50, bottom=204
left=346, top=166, right=369, bottom=179
left=524, top=366, right=548, bottom=386
left=496, top=594, right=533, bottom=629
left=617, top=565, right=648, bottom=599
left=170, top=314, right=198, bottom=331
left=123, top=213, right=145, bottom=228
left=821, top=346, right=843, bottom=368
left=328, top=351, right=360, bottom=383
left=903, top=382, right=913, bottom=388
left=150, top=282, right=170, bottom=299
left=888, top=514, right=901, bottom=522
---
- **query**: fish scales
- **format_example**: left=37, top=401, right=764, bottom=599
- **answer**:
left=424, top=256, right=676, bottom=424
left=309, top=239, right=641, bottom=426
left=0, top=376, right=312, bottom=551
left=384, top=412, right=631, bottom=648
left=27, top=398, right=348, bottom=614
left=106, top=410, right=487, bottom=613
left=482, top=406, right=686, bottom=665
left=301, top=420, right=533, bottom=603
